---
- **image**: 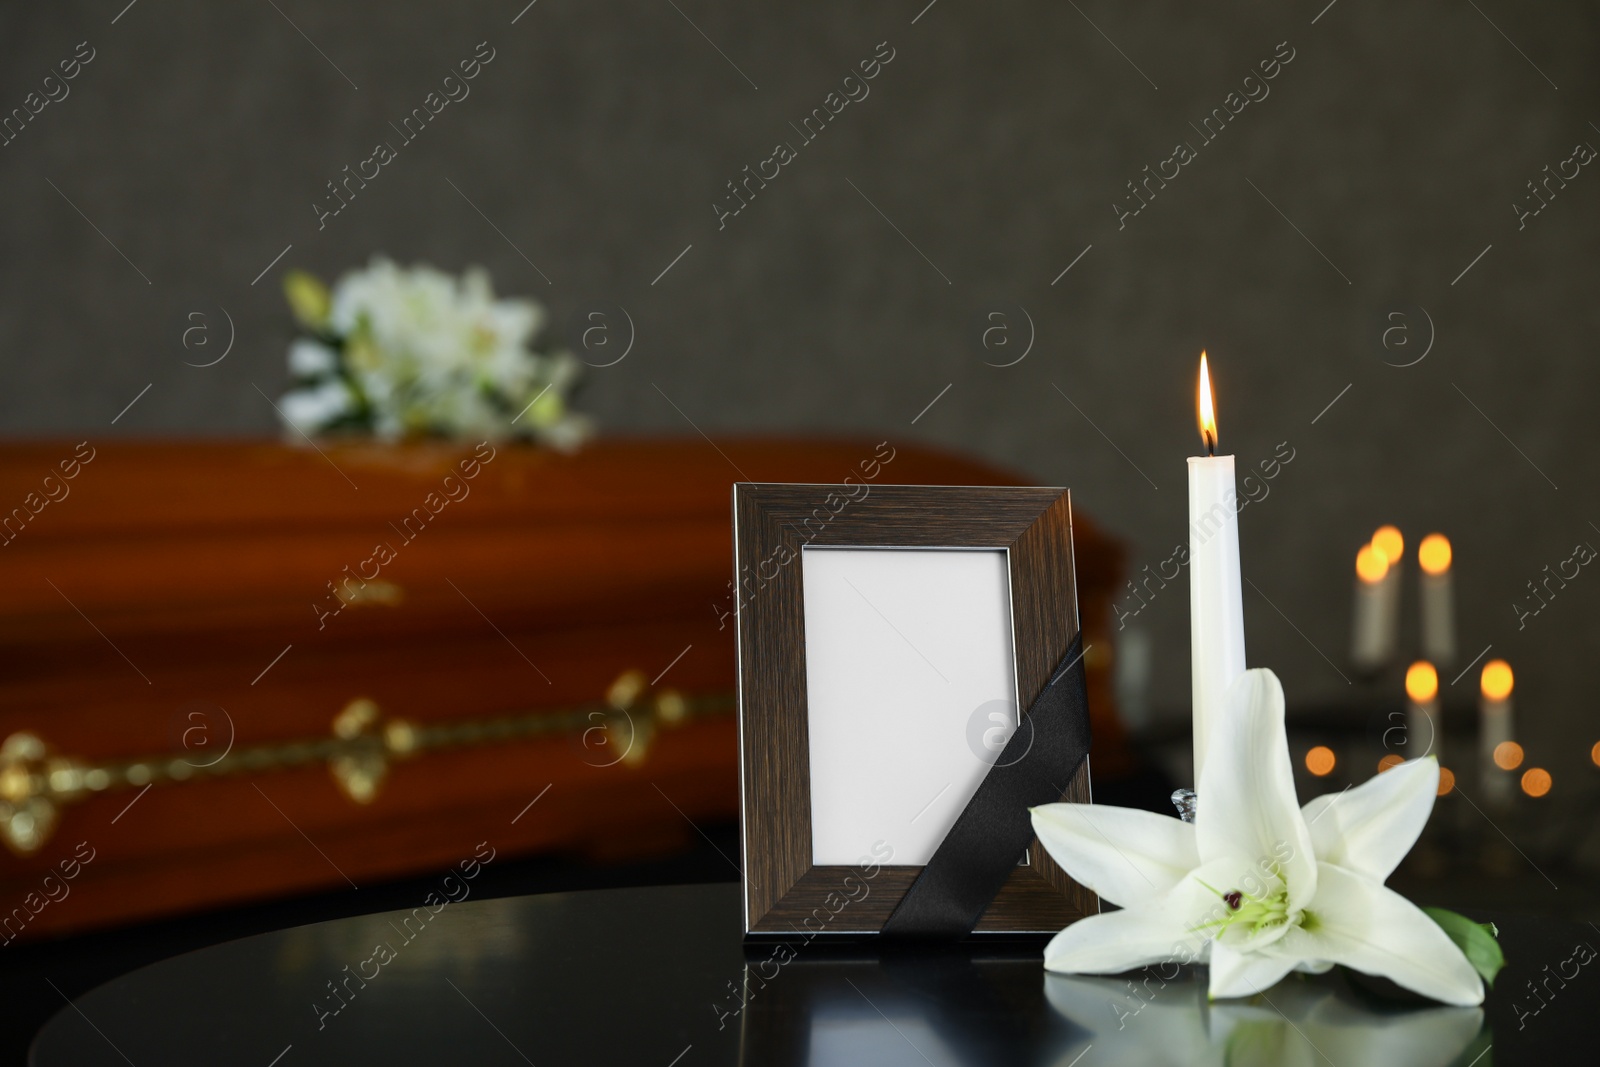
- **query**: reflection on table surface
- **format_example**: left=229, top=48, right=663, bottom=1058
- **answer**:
left=1046, top=969, right=1484, bottom=1067
left=30, top=886, right=1586, bottom=1066
left=741, top=953, right=1489, bottom=1067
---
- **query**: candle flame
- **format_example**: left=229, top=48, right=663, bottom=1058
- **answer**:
left=1418, top=533, right=1452, bottom=575
left=1405, top=660, right=1438, bottom=703
left=1372, top=526, right=1405, bottom=566
left=1355, top=543, right=1388, bottom=584
left=1481, top=659, right=1513, bottom=700
left=1197, top=352, right=1217, bottom=455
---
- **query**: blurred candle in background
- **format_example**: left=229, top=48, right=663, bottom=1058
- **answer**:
left=1418, top=533, right=1456, bottom=666
left=1480, top=659, right=1515, bottom=806
left=1114, top=627, right=1153, bottom=733
left=1351, top=541, right=1398, bottom=673
left=1405, top=659, right=1440, bottom=761
left=1372, top=527, right=1405, bottom=667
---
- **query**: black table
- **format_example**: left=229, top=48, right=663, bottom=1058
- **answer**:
left=30, top=884, right=1590, bottom=1064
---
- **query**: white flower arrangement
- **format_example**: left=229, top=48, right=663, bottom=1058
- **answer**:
left=276, top=257, right=589, bottom=448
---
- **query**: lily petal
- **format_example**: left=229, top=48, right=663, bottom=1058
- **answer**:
left=1301, top=756, right=1438, bottom=882
left=1044, top=904, right=1197, bottom=975
left=1297, top=862, right=1484, bottom=1006
left=1032, top=803, right=1199, bottom=908
left=1207, top=939, right=1299, bottom=1000
left=1196, top=669, right=1317, bottom=913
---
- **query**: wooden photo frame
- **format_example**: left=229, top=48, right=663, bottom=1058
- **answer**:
left=734, top=482, right=1095, bottom=937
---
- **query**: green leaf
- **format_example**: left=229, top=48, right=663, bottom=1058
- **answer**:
left=1424, top=906, right=1505, bottom=988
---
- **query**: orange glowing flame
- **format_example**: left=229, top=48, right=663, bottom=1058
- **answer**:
left=1372, top=526, right=1405, bottom=567
left=1197, top=352, right=1218, bottom=455
left=1405, top=660, right=1439, bottom=703
left=1481, top=659, right=1513, bottom=701
left=1356, top=543, right=1389, bottom=584
left=1418, top=533, right=1452, bottom=575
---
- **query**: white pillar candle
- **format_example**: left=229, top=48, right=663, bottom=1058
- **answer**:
left=1350, top=543, right=1397, bottom=673
left=1479, top=659, right=1515, bottom=807
left=1188, top=353, right=1247, bottom=781
left=1405, top=660, right=1441, bottom=760
left=1419, top=533, right=1456, bottom=667
left=1373, top=526, right=1404, bottom=662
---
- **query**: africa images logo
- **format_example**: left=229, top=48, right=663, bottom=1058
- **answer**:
left=965, top=698, right=1031, bottom=768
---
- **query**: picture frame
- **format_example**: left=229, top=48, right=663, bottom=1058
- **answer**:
left=734, top=481, right=1095, bottom=937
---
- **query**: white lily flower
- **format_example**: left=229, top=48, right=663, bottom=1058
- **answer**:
left=1031, top=668, right=1484, bottom=1006
left=313, top=256, right=588, bottom=446
left=287, top=339, right=339, bottom=378
left=277, top=378, right=355, bottom=435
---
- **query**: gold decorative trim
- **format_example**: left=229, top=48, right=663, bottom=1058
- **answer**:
left=0, top=672, right=733, bottom=856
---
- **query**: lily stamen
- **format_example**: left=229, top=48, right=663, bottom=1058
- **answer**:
left=1192, top=879, right=1295, bottom=939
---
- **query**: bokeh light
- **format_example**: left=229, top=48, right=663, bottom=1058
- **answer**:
left=1436, top=767, right=1455, bottom=795
left=1356, top=543, right=1389, bottom=584
left=1521, top=767, right=1552, bottom=797
left=1372, top=525, right=1405, bottom=566
left=1418, top=533, right=1452, bottom=575
left=1480, top=659, right=1514, bottom=701
left=1405, top=661, right=1439, bottom=703
left=1493, top=741, right=1524, bottom=770
left=1378, top=754, right=1405, bottom=773
left=1305, top=746, right=1336, bottom=776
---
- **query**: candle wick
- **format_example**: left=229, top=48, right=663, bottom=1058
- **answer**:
left=1204, top=431, right=1216, bottom=457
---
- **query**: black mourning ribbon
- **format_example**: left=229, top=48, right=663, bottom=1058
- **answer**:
left=880, top=633, right=1092, bottom=941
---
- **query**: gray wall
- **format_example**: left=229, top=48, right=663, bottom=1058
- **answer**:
left=3, top=2, right=1599, bottom=779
